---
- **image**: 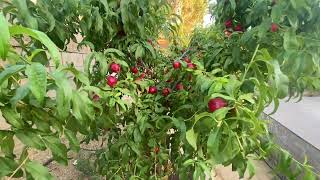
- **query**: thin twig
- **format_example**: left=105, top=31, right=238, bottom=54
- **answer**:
left=109, top=167, right=121, bottom=179
left=241, top=44, right=260, bottom=83
left=8, top=155, right=29, bottom=180
left=154, top=154, right=157, bottom=179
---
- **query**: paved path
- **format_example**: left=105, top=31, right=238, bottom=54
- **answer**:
left=265, top=96, right=320, bottom=150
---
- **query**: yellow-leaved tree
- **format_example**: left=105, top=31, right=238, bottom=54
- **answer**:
left=169, top=0, right=208, bottom=46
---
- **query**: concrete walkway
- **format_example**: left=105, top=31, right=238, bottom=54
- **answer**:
left=265, top=96, right=320, bottom=150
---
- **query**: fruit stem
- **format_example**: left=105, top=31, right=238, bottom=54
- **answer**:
left=241, top=44, right=260, bottom=83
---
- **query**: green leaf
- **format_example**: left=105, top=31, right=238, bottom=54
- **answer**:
left=0, top=131, right=14, bottom=157
left=287, top=13, right=298, bottom=29
left=10, top=84, right=30, bottom=106
left=16, top=130, right=46, bottom=150
left=0, top=157, right=21, bottom=178
left=283, top=30, right=299, bottom=50
left=219, top=133, right=240, bottom=163
left=12, top=0, right=38, bottom=29
left=84, top=52, right=95, bottom=76
left=25, top=161, right=54, bottom=180
left=0, top=65, right=25, bottom=85
left=247, top=160, right=256, bottom=179
left=52, top=72, right=72, bottom=119
left=26, top=63, right=47, bottom=104
left=186, top=128, right=197, bottom=150
left=36, top=1, right=55, bottom=31
left=128, top=141, right=141, bottom=156
left=10, top=26, right=61, bottom=67
left=272, top=61, right=289, bottom=98
left=64, top=129, right=80, bottom=152
left=135, top=45, right=145, bottom=59
left=43, top=136, right=68, bottom=165
left=239, top=93, right=255, bottom=104
left=194, top=112, right=213, bottom=125
left=210, top=93, right=235, bottom=101
left=230, top=0, right=236, bottom=10
left=93, top=9, right=103, bottom=33
left=183, top=159, right=195, bottom=166
left=1, top=107, right=25, bottom=129
left=144, top=43, right=156, bottom=58
left=62, top=67, right=89, bottom=85
left=0, top=13, right=10, bottom=60
left=133, top=128, right=142, bottom=143
left=104, top=48, right=125, bottom=57
left=271, top=4, right=282, bottom=22
left=100, top=0, right=110, bottom=13
left=303, top=166, right=316, bottom=180
left=207, top=128, right=221, bottom=155
left=71, top=91, right=94, bottom=126
left=27, top=49, right=46, bottom=62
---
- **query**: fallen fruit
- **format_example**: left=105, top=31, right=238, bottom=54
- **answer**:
left=110, top=63, right=121, bottom=73
left=107, top=76, right=118, bottom=88
left=162, top=88, right=171, bottom=96
left=208, top=97, right=227, bottom=113
left=148, top=86, right=158, bottom=94
left=131, top=66, right=139, bottom=74
left=173, top=61, right=181, bottom=69
left=175, top=83, right=184, bottom=90
left=271, top=23, right=278, bottom=32
left=225, top=19, right=233, bottom=28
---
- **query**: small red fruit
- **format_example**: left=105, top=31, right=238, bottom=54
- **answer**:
left=225, top=19, right=233, bottom=28
left=131, top=66, right=139, bottom=74
left=271, top=23, right=278, bottom=32
left=148, top=86, right=158, bottom=94
left=162, top=88, right=171, bottom=97
left=187, top=63, right=196, bottom=69
left=107, top=76, right=117, bottom=88
left=92, top=94, right=100, bottom=102
left=184, top=57, right=191, bottom=63
left=208, top=98, right=227, bottom=113
left=135, top=73, right=145, bottom=81
left=154, top=146, right=160, bottom=154
left=175, top=83, right=184, bottom=91
left=110, top=63, right=121, bottom=73
left=234, top=24, right=243, bottom=32
left=140, top=73, right=145, bottom=79
left=173, top=61, right=181, bottom=69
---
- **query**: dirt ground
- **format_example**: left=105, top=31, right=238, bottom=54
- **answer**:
left=1, top=118, right=274, bottom=180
